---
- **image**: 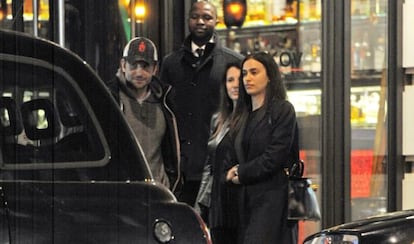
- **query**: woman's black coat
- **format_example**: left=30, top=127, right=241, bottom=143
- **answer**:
left=235, top=99, right=297, bottom=244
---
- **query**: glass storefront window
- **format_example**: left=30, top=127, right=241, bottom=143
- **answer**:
left=0, top=0, right=50, bottom=38
left=212, top=0, right=323, bottom=29
left=215, top=1, right=323, bottom=241
left=350, top=0, right=388, bottom=221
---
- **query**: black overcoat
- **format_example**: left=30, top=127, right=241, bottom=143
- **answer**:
left=160, top=33, right=243, bottom=181
left=235, top=99, right=297, bottom=244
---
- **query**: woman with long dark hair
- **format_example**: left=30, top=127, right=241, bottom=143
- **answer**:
left=226, top=52, right=298, bottom=243
left=195, top=62, right=241, bottom=244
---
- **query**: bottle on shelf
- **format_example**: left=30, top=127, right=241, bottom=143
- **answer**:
left=374, top=35, right=385, bottom=72
left=309, top=0, right=317, bottom=20
left=352, top=41, right=361, bottom=72
left=210, top=0, right=225, bottom=28
left=301, top=43, right=313, bottom=76
left=247, top=0, right=266, bottom=24
left=300, top=0, right=310, bottom=21
left=310, top=41, right=321, bottom=76
left=271, top=0, right=286, bottom=22
left=315, top=0, right=321, bottom=20
left=284, top=0, right=297, bottom=22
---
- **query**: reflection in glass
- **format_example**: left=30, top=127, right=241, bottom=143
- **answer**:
left=0, top=108, right=10, bottom=127
left=350, top=0, right=388, bottom=221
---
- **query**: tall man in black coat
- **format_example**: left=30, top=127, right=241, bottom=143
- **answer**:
left=160, top=1, right=243, bottom=206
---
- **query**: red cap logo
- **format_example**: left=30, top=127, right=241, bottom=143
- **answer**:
left=138, top=41, right=146, bottom=53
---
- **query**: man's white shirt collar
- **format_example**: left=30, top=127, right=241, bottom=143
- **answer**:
left=191, top=37, right=214, bottom=57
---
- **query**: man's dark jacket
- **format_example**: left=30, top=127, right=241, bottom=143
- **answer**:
left=106, top=74, right=181, bottom=193
left=160, top=33, right=243, bottom=181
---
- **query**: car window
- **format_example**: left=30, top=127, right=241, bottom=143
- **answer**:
left=0, top=55, right=110, bottom=173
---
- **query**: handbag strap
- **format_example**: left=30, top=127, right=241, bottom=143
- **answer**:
left=290, top=160, right=304, bottom=178
left=289, top=123, right=304, bottom=177
left=291, top=123, right=300, bottom=162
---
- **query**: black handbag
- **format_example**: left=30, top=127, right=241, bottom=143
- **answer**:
left=287, top=160, right=321, bottom=221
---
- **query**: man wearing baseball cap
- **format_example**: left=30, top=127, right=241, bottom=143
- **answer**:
left=106, top=37, right=181, bottom=194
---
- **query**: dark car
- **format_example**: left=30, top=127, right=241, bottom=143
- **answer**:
left=303, top=209, right=414, bottom=244
left=0, top=29, right=211, bottom=244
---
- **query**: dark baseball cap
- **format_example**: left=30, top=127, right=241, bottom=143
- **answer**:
left=123, top=37, right=158, bottom=64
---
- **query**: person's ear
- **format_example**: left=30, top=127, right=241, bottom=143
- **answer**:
left=152, top=62, right=159, bottom=75
left=120, top=58, right=127, bottom=72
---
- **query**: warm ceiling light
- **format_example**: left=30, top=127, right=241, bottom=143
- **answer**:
left=135, top=4, right=146, bottom=19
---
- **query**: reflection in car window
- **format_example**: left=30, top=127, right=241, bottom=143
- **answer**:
left=0, top=57, right=110, bottom=170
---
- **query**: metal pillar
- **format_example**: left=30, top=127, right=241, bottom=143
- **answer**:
left=32, top=0, right=38, bottom=36
left=58, top=0, right=65, bottom=46
left=130, top=0, right=136, bottom=38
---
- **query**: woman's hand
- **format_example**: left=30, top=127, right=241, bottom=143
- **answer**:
left=226, top=165, right=240, bottom=184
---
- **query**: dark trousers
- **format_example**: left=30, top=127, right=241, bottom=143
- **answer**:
left=211, top=227, right=238, bottom=244
left=177, top=180, right=200, bottom=206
